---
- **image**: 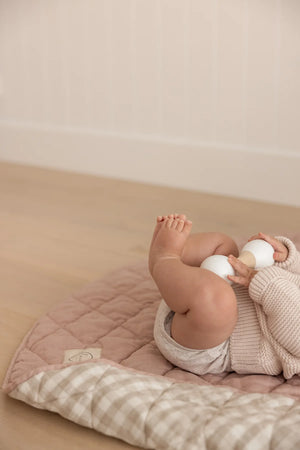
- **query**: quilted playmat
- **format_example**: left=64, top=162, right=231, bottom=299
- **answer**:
left=3, top=232, right=300, bottom=449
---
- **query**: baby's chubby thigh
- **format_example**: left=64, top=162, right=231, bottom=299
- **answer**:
left=171, top=268, right=238, bottom=350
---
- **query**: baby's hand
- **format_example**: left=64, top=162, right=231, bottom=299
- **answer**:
left=227, top=255, right=257, bottom=288
left=248, top=232, right=288, bottom=263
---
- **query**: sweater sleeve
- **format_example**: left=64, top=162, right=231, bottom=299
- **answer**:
left=249, top=266, right=300, bottom=358
left=274, top=236, right=300, bottom=274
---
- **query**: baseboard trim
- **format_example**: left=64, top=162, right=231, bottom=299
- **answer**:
left=0, top=121, right=299, bottom=206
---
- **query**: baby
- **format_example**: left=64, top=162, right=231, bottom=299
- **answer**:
left=149, top=214, right=300, bottom=378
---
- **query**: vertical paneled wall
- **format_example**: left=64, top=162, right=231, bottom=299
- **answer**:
left=0, top=1, right=299, bottom=205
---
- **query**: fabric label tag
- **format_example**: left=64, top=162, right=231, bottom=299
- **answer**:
left=64, top=348, right=102, bottom=364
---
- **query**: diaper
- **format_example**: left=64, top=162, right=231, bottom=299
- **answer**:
left=154, top=300, right=231, bottom=375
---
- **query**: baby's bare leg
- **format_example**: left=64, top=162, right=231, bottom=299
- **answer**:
left=149, top=216, right=238, bottom=350
left=182, top=231, right=239, bottom=267
left=151, top=215, right=239, bottom=267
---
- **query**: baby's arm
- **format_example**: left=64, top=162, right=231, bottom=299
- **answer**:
left=228, top=233, right=288, bottom=287
left=249, top=233, right=300, bottom=274
left=229, top=233, right=300, bottom=371
left=249, top=267, right=300, bottom=361
left=273, top=236, right=300, bottom=274
left=227, top=233, right=300, bottom=285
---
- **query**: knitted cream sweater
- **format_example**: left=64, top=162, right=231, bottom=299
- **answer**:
left=230, top=237, right=300, bottom=379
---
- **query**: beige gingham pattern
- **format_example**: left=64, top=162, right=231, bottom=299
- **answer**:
left=10, top=361, right=300, bottom=450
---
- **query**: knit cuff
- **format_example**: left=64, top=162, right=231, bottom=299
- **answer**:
left=274, top=236, right=300, bottom=272
left=249, top=266, right=285, bottom=305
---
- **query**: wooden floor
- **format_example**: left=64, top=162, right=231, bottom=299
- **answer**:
left=0, top=161, right=299, bottom=450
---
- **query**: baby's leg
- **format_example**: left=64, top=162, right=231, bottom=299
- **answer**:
left=182, top=231, right=239, bottom=267
left=153, top=215, right=239, bottom=267
left=149, top=216, right=238, bottom=350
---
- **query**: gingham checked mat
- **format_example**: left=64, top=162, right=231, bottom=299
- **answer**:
left=9, top=360, right=300, bottom=449
left=3, top=232, right=300, bottom=449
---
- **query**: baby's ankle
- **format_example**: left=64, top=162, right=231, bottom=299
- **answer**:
left=151, top=254, right=181, bottom=277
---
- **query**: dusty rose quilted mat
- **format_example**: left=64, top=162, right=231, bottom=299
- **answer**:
left=3, top=232, right=300, bottom=450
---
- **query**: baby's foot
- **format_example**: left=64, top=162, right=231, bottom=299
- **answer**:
left=149, top=214, right=186, bottom=253
left=149, top=215, right=192, bottom=275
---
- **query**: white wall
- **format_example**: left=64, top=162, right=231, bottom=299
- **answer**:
left=0, top=0, right=299, bottom=206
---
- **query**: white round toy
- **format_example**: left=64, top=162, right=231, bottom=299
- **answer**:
left=200, top=255, right=235, bottom=284
left=238, top=239, right=274, bottom=269
left=200, top=239, right=275, bottom=284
